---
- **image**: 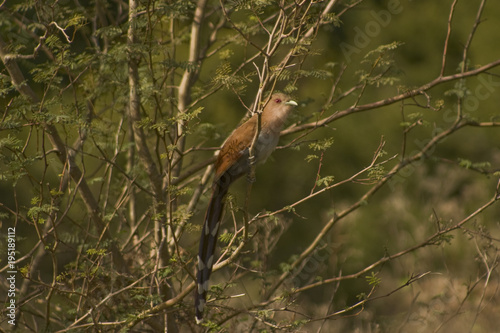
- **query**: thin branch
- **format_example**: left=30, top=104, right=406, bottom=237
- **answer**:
left=286, top=190, right=499, bottom=297
left=281, top=58, right=500, bottom=136
left=461, top=0, right=487, bottom=73
left=440, top=0, right=459, bottom=76
left=266, top=114, right=498, bottom=298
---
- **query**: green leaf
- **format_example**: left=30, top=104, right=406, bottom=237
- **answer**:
left=219, top=232, right=234, bottom=244
left=308, top=137, right=334, bottom=151
left=368, top=165, right=385, bottom=181
left=366, top=271, right=382, bottom=286
left=305, top=154, right=318, bottom=162
left=86, top=248, right=107, bottom=256
left=316, top=175, right=335, bottom=187
left=364, top=41, right=404, bottom=60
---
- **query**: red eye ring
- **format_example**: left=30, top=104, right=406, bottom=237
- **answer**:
left=274, top=98, right=282, bottom=103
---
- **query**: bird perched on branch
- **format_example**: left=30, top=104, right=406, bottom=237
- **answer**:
left=195, top=93, right=298, bottom=323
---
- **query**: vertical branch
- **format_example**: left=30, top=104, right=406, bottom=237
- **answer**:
left=460, top=0, right=487, bottom=73
left=127, top=1, right=162, bottom=197
left=174, top=0, right=208, bottom=172
left=440, top=0, right=459, bottom=77
left=241, top=5, right=289, bottom=238
left=127, top=2, right=175, bottom=330
left=456, top=0, right=485, bottom=122
left=252, top=6, right=285, bottom=111
left=166, top=0, right=208, bottom=255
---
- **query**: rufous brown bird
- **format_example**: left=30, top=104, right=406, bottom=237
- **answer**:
left=195, top=93, right=298, bottom=323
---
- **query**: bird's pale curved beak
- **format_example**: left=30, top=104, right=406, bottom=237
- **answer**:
left=285, top=100, right=298, bottom=106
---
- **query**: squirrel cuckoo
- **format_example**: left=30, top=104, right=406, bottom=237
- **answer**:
left=195, top=93, right=297, bottom=323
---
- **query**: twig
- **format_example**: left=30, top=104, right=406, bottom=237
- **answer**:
left=440, top=0, right=459, bottom=76
left=281, top=58, right=500, bottom=136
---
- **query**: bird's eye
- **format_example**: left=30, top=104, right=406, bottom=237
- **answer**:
left=274, top=98, right=282, bottom=103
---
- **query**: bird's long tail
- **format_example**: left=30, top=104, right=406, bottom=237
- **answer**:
left=195, top=178, right=229, bottom=323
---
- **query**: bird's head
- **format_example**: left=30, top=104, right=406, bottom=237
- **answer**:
left=263, top=93, right=298, bottom=123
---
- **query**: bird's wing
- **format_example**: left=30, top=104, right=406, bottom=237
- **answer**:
left=214, top=116, right=256, bottom=179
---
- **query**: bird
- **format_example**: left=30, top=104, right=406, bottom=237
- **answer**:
left=195, top=92, right=298, bottom=323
